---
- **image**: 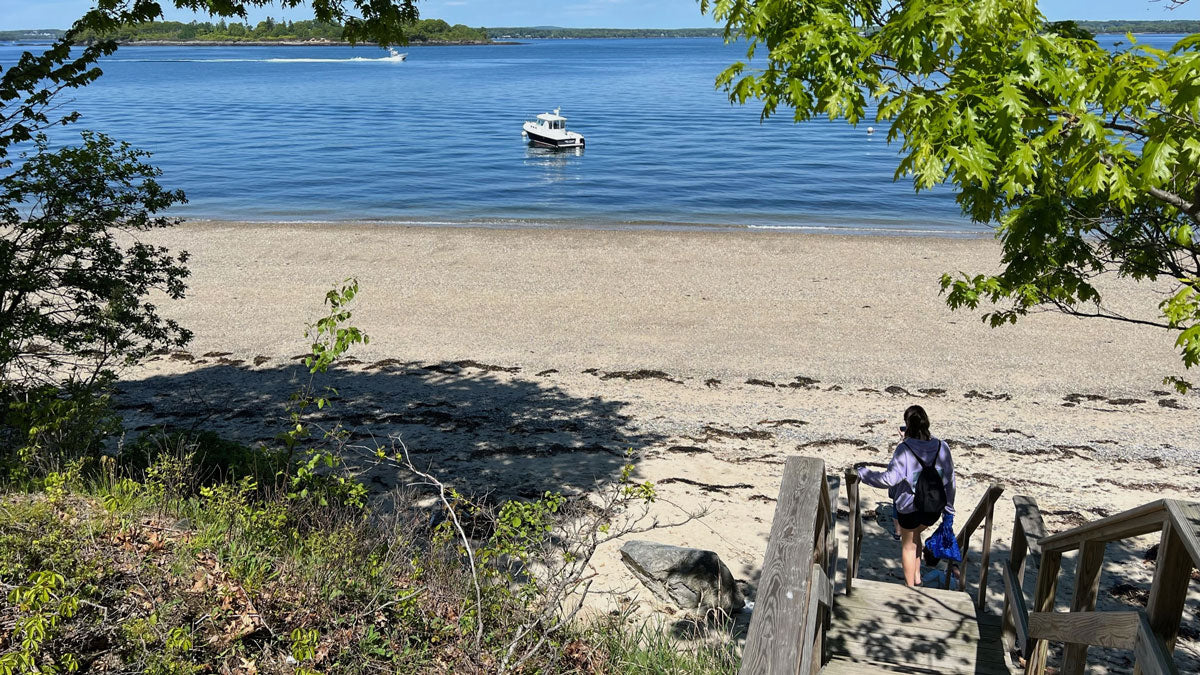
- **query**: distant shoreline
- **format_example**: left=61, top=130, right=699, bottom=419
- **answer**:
left=86, top=39, right=518, bottom=47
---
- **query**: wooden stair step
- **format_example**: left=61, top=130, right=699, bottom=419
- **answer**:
left=833, top=603, right=1004, bottom=639
left=822, top=658, right=946, bottom=674
left=826, top=578, right=1012, bottom=674
left=838, top=579, right=1001, bottom=626
left=827, top=627, right=1007, bottom=657
left=847, top=578, right=983, bottom=605
left=823, top=655, right=1012, bottom=675
left=824, top=643, right=1011, bottom=675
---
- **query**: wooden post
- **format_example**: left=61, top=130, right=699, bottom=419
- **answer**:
left=844, top=468, right=860, bottom=594
left=1061, top=539, right=1107, bottom=674
left=977, top=495, right=996, bottom=609
left=739, top=457, right=826, bottom=675
left=1025, top=549, right=1062, bottom=675
left=1133, top=517, right=1193, bottom=675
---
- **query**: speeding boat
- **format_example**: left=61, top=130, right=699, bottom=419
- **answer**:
left=522, top=108, right=585, bottom=149
left=387, top=48, right=407, bottom=61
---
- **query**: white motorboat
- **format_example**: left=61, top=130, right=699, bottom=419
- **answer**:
left=386, top=48, right=407, bottom=61
left=522, top=108, right=585, bottom=149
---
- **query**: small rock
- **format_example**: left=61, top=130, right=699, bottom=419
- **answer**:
left=619, top=540, right=745, bottom=615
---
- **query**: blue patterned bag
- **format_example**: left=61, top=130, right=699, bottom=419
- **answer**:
left=925, top=514, right=962, bottom=562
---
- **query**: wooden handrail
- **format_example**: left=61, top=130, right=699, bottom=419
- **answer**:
left=740, top=456, right=840, bottom=675
left=997, top=495, right=1198, bottom=675
left=1037, top=500, right=1169, bottom=553
left=948, top=483, right=1004, bottom=608
left=1020, top=610, right=1178, bottom=675
left=1002, top=495, right=1046, bottom=660
left=1165, top=500, right=1200, bottom=568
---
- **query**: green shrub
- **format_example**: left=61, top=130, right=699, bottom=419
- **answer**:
left=120, top=426, right=284, bottom=487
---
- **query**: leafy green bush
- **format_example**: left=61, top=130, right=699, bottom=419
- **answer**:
left=120, top=427, right=284, bottom=488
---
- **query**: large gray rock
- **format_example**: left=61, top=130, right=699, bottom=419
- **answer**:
left=619, top=540, right=745, bottom=614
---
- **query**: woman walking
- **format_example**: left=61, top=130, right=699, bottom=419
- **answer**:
left=856, top=405, right=955, bottom=587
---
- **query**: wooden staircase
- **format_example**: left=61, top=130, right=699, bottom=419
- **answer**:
left=824, top=578, right=1008, bottom=674
left=737, top=456, right=1197, bottom=675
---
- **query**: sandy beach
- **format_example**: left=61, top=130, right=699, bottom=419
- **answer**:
left=119, top=221, right=1200, bottom=670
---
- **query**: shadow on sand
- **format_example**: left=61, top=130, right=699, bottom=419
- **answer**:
left=114, top=358, right=665, bottom=501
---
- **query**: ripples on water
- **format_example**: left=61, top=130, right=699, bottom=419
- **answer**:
left=0, top=36, right=1187, bottom=234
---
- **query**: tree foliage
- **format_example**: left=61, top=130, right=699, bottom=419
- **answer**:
left=0, top=133, right=190, bottom=388
left=0, top=2, right=421, bottom=461
left=702, top=0, right=1200, bottom=380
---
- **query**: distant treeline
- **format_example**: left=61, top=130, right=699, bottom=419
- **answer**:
left=67, top=18, right=488, bottom=43
left=0, top=29, right=66, bottom=40
left=484, top=27, right=723, bottom=39
left=483, top=22, right=1200, bottom=39
left=3, top=19, right=1197, bottom=44
left=1076, top=20, right=1199, bottom=34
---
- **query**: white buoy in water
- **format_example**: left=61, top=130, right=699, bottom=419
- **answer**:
left=867, top=126, right=875, bottom=135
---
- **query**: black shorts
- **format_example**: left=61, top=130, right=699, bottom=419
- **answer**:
left=896, top=510, right=941, bottom=530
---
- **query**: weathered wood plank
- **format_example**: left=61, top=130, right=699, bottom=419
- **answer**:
left=1061, top=538, right=1107, bottom=673
left=828, top=627, right=1006, bottom=654
left=834, top=604, right=1003, bottom=638
left=1006, top=495, right=1044, bottom=658
left=1014, top=495, right=1048, bottom=556
left=825, top=658, right=984, bottom=672
left=838, top=579, right=984, bottom=608
left=1141, top=519, right=1193, bottom=662
left=1002, top=560, right=1030, bottom=653
left=1027, top=610, right=1139, bottom=649
left=845, top=467, right=861, bottom=593
left=1025, top=549, right=1062, bottom=674
left=798, top=563, right=822, bottom=675
left=739, top=456, right=825, bottom=675
left=826, top=473, right=841, bottom=523
left=1134, top=611, right=1182, bottom=675
left=825, top=639, right=1010, bottom=675
left=833, top=595, right=990, bottom=625
left=823, top=656, right=1010, bottom=675
left=1165, top=499, right=1200, bottom=570
left=1038, top=500, right=1169, bottom=553
left=976, top=495, right=997, bottom=609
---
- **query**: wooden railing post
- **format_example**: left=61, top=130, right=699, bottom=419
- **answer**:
left=949, top=484, right=1003, bottom=595
left=976, top=494, right=996, bottom=609
left=1134, top=517, right=1193, bottom=675
left=1025, top=549, right=1062, bottom=674
left=1006, top=498, right=1196, bottom=675
left=844, top=467, right=861, bottom=595
left=741, top=457, right=841, bottom=675
left=1061, top=539, right=1107, bottom=674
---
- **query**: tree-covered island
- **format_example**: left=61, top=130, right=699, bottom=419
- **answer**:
left=5, top=20, right=1195, bottom=45
left=66, top=17, right=491, bottom=44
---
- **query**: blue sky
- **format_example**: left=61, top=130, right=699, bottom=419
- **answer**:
left=0, top=0, right=1195, bottom=31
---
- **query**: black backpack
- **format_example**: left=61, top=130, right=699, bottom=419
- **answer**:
left=908, top=442, right=947, bottom=516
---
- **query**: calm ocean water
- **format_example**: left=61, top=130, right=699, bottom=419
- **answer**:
left=0, top=35, right=1187, bottom=234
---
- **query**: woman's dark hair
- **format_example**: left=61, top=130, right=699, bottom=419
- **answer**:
left=903, top=405, right=931, bottom=441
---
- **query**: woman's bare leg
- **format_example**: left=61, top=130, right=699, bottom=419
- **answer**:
left=899, top=525, right=928, bottom=586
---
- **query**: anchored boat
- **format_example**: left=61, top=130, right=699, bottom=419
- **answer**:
left=522, top=108, right=585, bottom=149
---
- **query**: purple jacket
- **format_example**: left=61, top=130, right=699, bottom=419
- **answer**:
left=857, top=437, right=956, bottom=516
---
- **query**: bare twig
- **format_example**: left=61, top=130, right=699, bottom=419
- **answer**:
left=393, top=436, right=486, bottom=651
